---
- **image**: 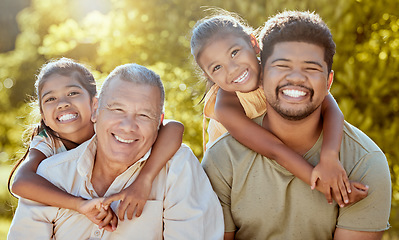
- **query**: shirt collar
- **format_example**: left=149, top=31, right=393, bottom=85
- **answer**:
left=76, top=135, right=152, bottom=179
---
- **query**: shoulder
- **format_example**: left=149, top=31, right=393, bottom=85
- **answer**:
left=167, top=144, right=200, bottom=170
left=36, top=140, right=88, bottom=181
left=341, top=121, right=387, bottom=167
left=342, top=121, right=383, bottom=153
left=205, top=113, right=264, bottom=157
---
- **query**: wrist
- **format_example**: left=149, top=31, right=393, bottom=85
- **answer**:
left=73, top=197, right=86, bottom=213
left=320, top=149, right=339, bottom=162
left=135, top=172, right=155, bottom=184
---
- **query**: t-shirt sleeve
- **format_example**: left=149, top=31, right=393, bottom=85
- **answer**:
left=336, top=151, right=391, bottom=231
left=202, top=146, right=236, bottom=233
left=30, top=134, right=54, bottom=158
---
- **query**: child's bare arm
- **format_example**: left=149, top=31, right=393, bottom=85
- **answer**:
left=12, top=149, right=85, bottom=210
left=12, top=149, right=118, bottom=229
left=214, top=89, right=365, bottom=207
left=215, top=90, right=315, bottom=186
left=103, top=120, right=184, bottom=220
left=311, top=93, right=350, bottom=207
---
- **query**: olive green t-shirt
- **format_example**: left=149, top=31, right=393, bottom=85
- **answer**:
left=202, top=116, right=391, bottom=240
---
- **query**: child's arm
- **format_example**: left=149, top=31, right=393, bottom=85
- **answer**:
left=214, top=89, right=363, bottom=207
left=310, top=93, right=351, bottom=205
left=103, top=120, right=184, bottom=220
left=11, top=149, right=117, bottom=231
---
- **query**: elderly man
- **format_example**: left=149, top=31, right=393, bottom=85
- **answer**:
left=202, top=11, right=391, bottom=240
left=8, top=63, right=224, bottom=239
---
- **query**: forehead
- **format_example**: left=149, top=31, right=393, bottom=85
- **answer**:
left=101, top=77, right=161, bottom=110
left=41, top=74, right=82, bottom=93
left=198, top=34, right=250, bottom=66
left=269, top=41, right=326, bottom=65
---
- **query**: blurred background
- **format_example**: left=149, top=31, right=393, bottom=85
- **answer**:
left=0, top=0, right=398, bottom=238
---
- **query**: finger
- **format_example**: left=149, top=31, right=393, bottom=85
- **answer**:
left=135, top=201, right=145, bottom=217
left=103, top=194, right=123, bottom=207
left=111, top=211, right=118, bottom=231
left=310, top=175, right=318, bottom=190
left=99, top=210, right=114, bottom=230
left=342, top=174, right=351, bottom=193
left=93, top=198, right=104, bottom=210
left=126, top=203, right=137, bottom=220
left=324, top=187, right=332, bottom=204
left=118, top=200, right=129, bottom=221
left=352, top=182, right=369, bottom=191
left=338, top=178, right=349, bottom=204
left=96, top=208, right=108, bottom=220
left=331, top=183, right=344, bottom=207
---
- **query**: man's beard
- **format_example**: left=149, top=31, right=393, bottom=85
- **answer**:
left=268, top=101, right=319, bottom=121
left=267, top=85, right=321, bottom=121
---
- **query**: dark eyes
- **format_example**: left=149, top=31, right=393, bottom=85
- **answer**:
left=213, top=65, right=222, bottom=72
left=44, top=97, right=55, bottom=103
left=212, top=49, right=240, bottom=73
left=231, top=49, right=239, bottom=57
left=68, top=91, right=80, bottom=96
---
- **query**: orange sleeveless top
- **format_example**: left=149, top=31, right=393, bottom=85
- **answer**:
left=203, top=84, right=267, bottom=151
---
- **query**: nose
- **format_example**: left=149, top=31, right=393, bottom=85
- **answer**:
left=227, top=60, right=240, bottom=77
left=286, top=68, right=306, bottom=84
left=57, top=98, right=70, bottom=109
left=119, top=115, right=139, bottom=132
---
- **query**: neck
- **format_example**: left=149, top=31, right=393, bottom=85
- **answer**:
left=91, top=153, right=129, bottom=197
left=59, top=127, right=95, bottom=149
left=262, top=108, right=323, bottom=156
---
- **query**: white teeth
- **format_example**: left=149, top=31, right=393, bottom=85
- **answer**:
left=282, top=89, right=306, bottom=98
left=114, top=135, right=134, bottom=144
left=58, top=114, right=78, bottom=122
left=233, top=70, right=248, bottom=83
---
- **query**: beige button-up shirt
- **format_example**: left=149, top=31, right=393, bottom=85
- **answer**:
left=8, top=136, right=224, bottom=240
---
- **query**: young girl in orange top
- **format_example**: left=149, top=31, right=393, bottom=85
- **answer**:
left=9, top=58, right=184, bottom=230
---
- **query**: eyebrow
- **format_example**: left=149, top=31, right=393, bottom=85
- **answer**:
left=271, top=58, right=290, bottom=64
left=304, top=61, right=323, bottom=68
left=271, top=59, right=323, bottom=68
left=41, top=84, right=83, bottom=99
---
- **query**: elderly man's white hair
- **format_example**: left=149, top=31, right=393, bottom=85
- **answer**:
left=99, top=63, right=165, bottom=113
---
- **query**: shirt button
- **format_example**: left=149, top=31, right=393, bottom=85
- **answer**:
left=94, top=230, right=100, bottom=236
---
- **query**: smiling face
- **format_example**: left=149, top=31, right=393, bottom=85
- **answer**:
left=262, top=41, right=332, bottom=121
left=40, top=74, right=95, bottom=143
left=197, top=34, right=261, bottom=93
left=92, top=77, right=163, bottom=168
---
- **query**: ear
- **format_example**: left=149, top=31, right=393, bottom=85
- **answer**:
left=327, top=71, right=334, bottom=91
left=250, top=34, right=260, bottom=55
left=159, top=113, right=165, bottom=127
left=91, top=97, right=99, bottom=123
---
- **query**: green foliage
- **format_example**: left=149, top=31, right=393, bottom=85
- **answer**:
left=0, top=0, right=398, bottom=235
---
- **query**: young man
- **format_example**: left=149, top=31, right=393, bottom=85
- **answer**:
left=202, top=11, right=391, bottom=240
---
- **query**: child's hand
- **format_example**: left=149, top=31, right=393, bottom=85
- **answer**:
left=77, top=198, right=118, bottom=232
left=103, top=177, right=152, bottom=221
left=345, top=181, right=368, bottom=205
left=310, top=154, right=351, bottom=207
